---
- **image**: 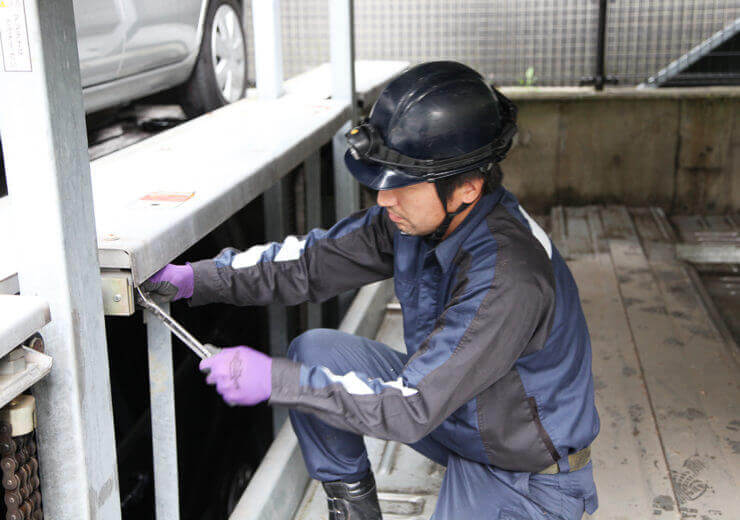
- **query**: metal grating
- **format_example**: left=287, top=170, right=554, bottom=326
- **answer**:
left=241, top=1, right=740, bottom=87
left=640, top=17, right=740, bottom=87
left=607, top=1, right=740, bottom=85
left=352, top=0, right=600, bottom=87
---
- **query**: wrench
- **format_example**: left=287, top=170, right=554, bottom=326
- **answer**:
left=135, top=286, right=220, bottom=360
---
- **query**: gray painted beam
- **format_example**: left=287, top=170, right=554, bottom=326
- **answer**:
left=330, top=0, right=357, bottom=120
left=0, top=0, right=121, bottom=517
left=304, top=152, right=324, bottom=329
left=332, top=121, right=360, bottom=220
left=92, top=96, right=347, bottom=286
left=330, top=0, right=360, bottom=229
left=264, top=178, right=292, bottom=431
left=144, top=305, right=180, bottom=520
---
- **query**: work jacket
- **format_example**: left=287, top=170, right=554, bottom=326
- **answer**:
left=190, top=187, right=600, bottom=473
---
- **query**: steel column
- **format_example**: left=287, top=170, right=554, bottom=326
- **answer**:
left=330, top=0, right=357, bottom=123
left=144, top=306, right=180, bottom=520
left=330, top=0, right=359, bottom=316
left=0, top=1, right=121, bottom=518
left=304, top=151, right=323, bottom=329
left=330, top=0, right=359, bottom=220
left=333, top=121, right=359, bottom=317
left=332, top=122, right=360, bottom=219
left=264, top=178, right=292, bottom=431
left=252, top=0, right=283, bottom=99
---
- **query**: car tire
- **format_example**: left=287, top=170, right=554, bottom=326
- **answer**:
left=179, top=0, right=248, bottom=118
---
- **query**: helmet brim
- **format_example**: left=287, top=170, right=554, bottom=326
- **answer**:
left=344, top=150, right=426, bottom=190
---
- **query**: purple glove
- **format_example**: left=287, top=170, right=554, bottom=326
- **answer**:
left=199, top=346, right=273, bottom=406
left=141, top=263, right=194, bottom=303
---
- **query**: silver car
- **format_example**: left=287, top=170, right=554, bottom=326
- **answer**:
left=0, top=0, right=247, bottom=197
left=76, top=0, right=248, bottom=116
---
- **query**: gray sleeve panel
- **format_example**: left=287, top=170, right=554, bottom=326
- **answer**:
left=189, top=207, right=396, bottom=307
left=270, top=216, right=556, bottom=445
left=271, top=357, right=301, bottom=401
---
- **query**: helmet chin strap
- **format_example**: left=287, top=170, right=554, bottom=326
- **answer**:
left=427, top=182, right=471, bottom=242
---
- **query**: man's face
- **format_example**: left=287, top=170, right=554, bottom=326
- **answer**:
left=376, top=182, right=447, bottom=236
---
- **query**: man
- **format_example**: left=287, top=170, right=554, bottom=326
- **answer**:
left=144, top=61, right=599, bottom=519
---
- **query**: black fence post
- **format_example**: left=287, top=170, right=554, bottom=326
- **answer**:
left=580, top=0, right=618, bottom=90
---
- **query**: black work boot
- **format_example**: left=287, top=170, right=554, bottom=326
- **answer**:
left=322, top=472, right=382, bottom=520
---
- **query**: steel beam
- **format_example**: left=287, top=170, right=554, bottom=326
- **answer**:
left=0, top=0, right=121, bottom=518
left=264, top=178, right=292, bottom=431
left=330, top=0, right=359, bottom=221
left=330, top=0, right=357, bottom=121
left=252, top=0, right=283, bottom=99
left=332, top=122, right=360, bottom=220
left=304, top=151, right=323, bottom=329
left=144, top=306, right=180, bottom=520
left=330, top=0, right=359, bottom=316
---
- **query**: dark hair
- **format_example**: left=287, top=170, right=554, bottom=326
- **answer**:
left=434, top=162, right=503, bottom=204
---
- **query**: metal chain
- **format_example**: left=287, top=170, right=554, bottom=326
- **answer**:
left=0, top=420, right=43, bottom=520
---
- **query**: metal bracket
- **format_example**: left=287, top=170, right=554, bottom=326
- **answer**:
left=101, top=270, right=134, bottom=316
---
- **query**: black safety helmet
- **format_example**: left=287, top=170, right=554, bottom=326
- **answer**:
left=344, top=61, right=518, bottom=239
left=344, top=61, right=517, bottom=190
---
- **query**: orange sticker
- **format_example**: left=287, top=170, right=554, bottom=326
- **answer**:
left=140, top=192, right=194, bottom=203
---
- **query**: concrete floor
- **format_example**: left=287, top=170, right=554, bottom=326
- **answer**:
left=293, top=206, right=739, bottom=520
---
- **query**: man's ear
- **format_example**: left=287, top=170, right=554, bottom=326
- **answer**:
left=460, top=177, right=485, bottom=203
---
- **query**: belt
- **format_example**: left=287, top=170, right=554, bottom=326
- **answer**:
left=538, top=446, right=591, bottom=475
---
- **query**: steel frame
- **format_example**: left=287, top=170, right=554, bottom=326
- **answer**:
left=0, top=1, right=122, bottom=518
left=0, top=1, right=408, bottom=517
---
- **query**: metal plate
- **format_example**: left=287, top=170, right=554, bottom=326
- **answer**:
left=0, top=297, right=50, bottom=359
left=101, top=271, right=134, bottom=316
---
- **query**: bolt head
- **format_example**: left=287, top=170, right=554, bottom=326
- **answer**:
left=113, top=294, right=122, bottom=303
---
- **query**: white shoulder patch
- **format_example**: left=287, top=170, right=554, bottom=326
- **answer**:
left=319, top=369, right=420, bottom=397
left=320, top=368, right=374, bottom=395
left=232, top=244, right=271, bottom=268
left=231, top=235, right=307, bottom=268
left=274, top=236, right=307, bottom=262
left=380, top=377, right=420, bottom=397
left=518, top=205, right=553, bottom=259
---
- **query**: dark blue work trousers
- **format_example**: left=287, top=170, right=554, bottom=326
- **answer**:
left=287, top=329, right=597, bottom=520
